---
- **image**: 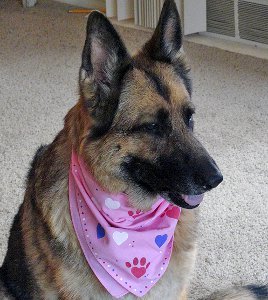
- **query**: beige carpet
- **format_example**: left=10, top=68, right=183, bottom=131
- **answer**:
left=0, top=1, right=267, bottom=299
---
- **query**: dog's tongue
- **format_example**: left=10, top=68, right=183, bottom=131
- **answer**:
left=181, top=194, right=204, bottom=206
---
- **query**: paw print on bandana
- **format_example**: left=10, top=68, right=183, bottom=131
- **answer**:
left=128, top=209, right=142, bottom=219
left=160, top=205, right=180, bottom=219
left=125, top=257, right=150, bottom=278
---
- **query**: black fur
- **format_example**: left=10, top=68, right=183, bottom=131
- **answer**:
left=122, top=129, right=222, bottom=209
left=143, top=69, right=170, bottom=102
left=29, top=153, right=68, bottom=261
left=122, top=156, right=196, bottom=208
left=26, top=145, right=48, bottom=182
left=1, top=144, right=57, bottom=300
left=142, top=0, right=192, bottom=96
left=34, top=134, right=68, bottom=194
left=173, top=60, right=192, bottom=96
left=80, top=11, right=130, bottom=83
left=88, top=62, right=133, bottom=140
left=0, top=206, right=38, bottom=300
left=129, top=108, right=172, bottom=138
left=247, top=285, right=268, bottom=299
left=0, top=145, right=48, bottom=299
left=80, top=11, right=133, bottom=140
left=1, top=140, right=73, bottom=299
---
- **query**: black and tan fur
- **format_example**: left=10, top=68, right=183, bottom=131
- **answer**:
left=0, top=0, right=267, bottom=299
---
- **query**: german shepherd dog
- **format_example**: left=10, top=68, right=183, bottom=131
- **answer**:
left=0, top=0, right=267, bottom=299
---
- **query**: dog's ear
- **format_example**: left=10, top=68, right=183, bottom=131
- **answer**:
left=143, top=0, right=182, bottom=63
left=79, top=11, right=130, bottom=99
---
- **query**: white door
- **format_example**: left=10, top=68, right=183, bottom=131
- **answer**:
left=183, top=0, right=207, bottom=35
left=107, top=0, right=134, bottom=20
left=117, top=0, right=134, bottom=21
left=106, top=0, right=117, bottom=17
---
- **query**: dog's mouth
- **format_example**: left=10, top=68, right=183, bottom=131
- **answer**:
left=122, top=155, right=218, bottom=209
left=181, top=194, right=204, bottom=207
left=161, top=192, right=204, bottom=209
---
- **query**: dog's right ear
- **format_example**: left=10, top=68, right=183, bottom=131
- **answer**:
left=79, top=11, right=130, bottom=99
left=143, top=0, right=182, bottom=63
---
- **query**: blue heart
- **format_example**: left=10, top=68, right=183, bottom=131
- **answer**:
left=97, top=223, right=105, bottom=239
left=155, top=234, right=168, bottom=248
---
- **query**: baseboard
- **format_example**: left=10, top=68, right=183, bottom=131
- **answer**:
left=112, top=20, right=268, bottom=61
left=185, top=33, right=268, bottom=60
left=53, top=0, right=105, bottom=10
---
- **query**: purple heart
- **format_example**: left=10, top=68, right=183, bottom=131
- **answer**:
left=97, top=223, right=105, bottom=239
left=155, top=234, right=168, bottom=248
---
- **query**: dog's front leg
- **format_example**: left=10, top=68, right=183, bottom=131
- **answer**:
left=179, top=288, right=188, bottom=300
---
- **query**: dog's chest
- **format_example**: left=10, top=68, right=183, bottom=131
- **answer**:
left=59, top=212, right=197, bottom=300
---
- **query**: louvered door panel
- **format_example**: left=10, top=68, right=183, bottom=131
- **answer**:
left=207, top=0, right=235, bottom=37
left=239, top=1, right=268, bottom=45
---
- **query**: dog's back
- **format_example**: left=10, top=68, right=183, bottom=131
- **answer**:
left=0, top=275, right=14, bottom=300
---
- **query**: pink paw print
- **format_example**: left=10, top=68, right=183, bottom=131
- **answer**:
left=160, top=205, right=180, bottom=219
left=128, top=209, right=142, bottom=219
left=125, top=257, right=150, bottom=278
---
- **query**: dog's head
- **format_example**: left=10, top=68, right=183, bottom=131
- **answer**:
left=74, top=0, right=223, bottom=210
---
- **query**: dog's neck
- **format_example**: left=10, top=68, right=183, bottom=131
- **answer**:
left=25, top=116, right=198, bottom=298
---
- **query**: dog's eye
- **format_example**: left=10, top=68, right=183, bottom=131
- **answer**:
left=141, top=123, right=161, bottom=135
left=132, top=122, right=160, bottom=135
left=188, top=115, right=194, bottom=131
left=184, top=111, right=194, bottom=131
left=144, top=123, right=158, bottom=132
left=183, top=106, right=195, bottom=131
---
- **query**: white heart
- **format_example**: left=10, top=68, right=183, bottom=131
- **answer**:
left=105, top=198, right=120, bottom=210
left=113, top=231, right=128, bottom=246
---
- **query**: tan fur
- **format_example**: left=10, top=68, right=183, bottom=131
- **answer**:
left=179, top=288, right=188, bottom=300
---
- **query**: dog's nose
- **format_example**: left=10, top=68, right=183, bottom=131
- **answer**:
left=203, top=171, right=223, bottom=190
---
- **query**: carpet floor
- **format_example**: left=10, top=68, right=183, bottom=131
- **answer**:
left=0, top=1, right=267, bottom=299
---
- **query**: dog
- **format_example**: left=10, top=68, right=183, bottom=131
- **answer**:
left=0, top=0, right=267, bottom=299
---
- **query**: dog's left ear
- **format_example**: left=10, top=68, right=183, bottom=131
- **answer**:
left=144, top=0, right=182, bottom=63
left=79, top=11, right=130, bottom=98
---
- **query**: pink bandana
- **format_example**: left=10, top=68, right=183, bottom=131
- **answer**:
left=69, top=151, right=181, bottom=298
